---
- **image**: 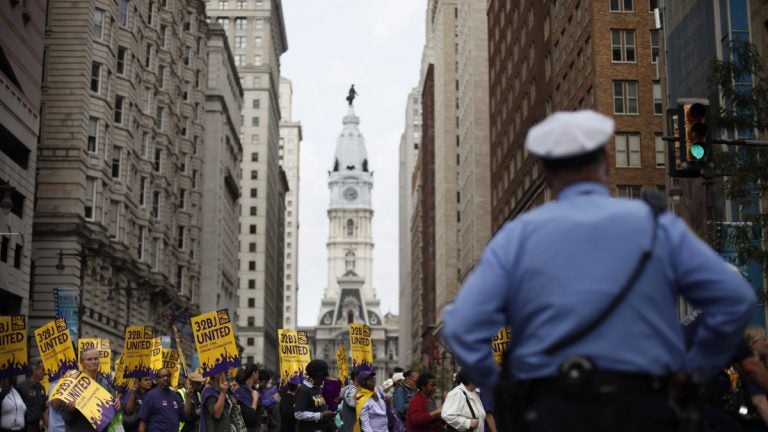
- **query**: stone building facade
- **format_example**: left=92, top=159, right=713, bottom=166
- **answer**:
left=301, top=102, right=399, bottom=380
left=30, top=0, right=212, bottom=354
left=278, top=77, right=301, bottom=330
left=200, top=24, right=244, bottom=315
left=205, top=0, right=288, bottom=369
left=0, top=0, right=46, bottom=315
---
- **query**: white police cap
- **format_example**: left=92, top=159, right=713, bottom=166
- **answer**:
left=524, top=110, right=615, bottom=159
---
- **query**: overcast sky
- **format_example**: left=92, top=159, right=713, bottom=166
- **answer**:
left=280, top=1, right=425, bottom=327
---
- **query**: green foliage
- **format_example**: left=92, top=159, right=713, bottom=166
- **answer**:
left=707, top=40, right=768, bottom=273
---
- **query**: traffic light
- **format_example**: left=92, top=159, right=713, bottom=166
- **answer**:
left=683, top=102, right=710, bottom=162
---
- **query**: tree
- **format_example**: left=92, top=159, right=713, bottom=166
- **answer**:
left=707, top=40, right=768, bottom=274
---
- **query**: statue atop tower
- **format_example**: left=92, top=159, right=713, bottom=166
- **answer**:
left=346, top=84, right=358, bottom=106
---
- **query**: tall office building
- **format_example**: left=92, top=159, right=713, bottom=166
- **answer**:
left=31, top=0, right=212, bottom=351
left=486, top=0, right=665, bottom=231
left=0, top=0, right=46, bottom=315
left=398, top=88, right=421, bottom=366
left=278, top=77, right=301, bottom=329
left=407, top=0, right=492, bottom=366
left=205, top=0, right=288, bottom=368
left=200, top=24, right=244, bottom=314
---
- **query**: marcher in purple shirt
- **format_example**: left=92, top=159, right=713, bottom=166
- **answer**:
left=138, top=368, right=184, bottom=432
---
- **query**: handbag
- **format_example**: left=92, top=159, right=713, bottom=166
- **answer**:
left=227, top=394, right=248, bottom=432
left=443, top=390, right=477, bottom=432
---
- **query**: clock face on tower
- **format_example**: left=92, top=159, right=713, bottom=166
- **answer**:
left=343, top=187, right=358, bottom=201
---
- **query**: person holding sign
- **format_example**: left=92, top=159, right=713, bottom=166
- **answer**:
left=200, top=373, right=233, bottom=432
left=294, top=360, right=335, bottom=432
left=137, top=368, right=184, bottom=432
left=121, top=376, right=152, bottom=432
left=60, top=348, right=119, bottom=431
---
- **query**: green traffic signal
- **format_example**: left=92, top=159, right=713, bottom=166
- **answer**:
left=690, top=143, right=705, bottom=160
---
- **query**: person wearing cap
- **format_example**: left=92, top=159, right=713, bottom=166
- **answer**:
left=442, top=110, right=756, bottom=431
left=392, top=370, right=418, bottom=423
left=294, top=360, right=335, bottom=432
left=357, top=369, right=387, bottom=432
left=181, top=373, right=204, bottom=432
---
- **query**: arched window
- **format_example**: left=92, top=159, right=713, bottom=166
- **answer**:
left=346, top=219, right=354, bottom=236
left=345, top=251, right=355, bottom=270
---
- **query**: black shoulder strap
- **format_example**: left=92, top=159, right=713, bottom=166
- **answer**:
left=461, top=390, right=477, bottom=419
left=543, top=189, right=665, bottom=356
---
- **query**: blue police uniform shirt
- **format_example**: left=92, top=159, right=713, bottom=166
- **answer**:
left=443, top=182, right=755, bottom=390
left=138, top=387, right=185, bottom=432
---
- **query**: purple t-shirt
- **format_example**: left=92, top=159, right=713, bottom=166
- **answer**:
left=138, top=387, right=184, bottom=432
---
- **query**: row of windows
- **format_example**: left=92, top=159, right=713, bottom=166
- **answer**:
left=611, top=29, right=661, bottom=64
left=209, top=0, right=266, bottom=10
left=213, top=16, right=264, bottom=31
left=610, top=0, right=659, bottom=12
left=614, top=132, right=666, bottom=168
left=613, top=80, right=663, bottom=115
left=0, top=236, right=23, bottom=269
left=233, top=36, right=263, bottom=49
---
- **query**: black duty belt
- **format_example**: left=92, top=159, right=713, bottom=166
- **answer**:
left=523, top=370, right=670, bottom=399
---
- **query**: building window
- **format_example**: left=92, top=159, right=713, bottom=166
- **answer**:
left=87, top=117, right=99, bottom=153
left=250, top=170, right=258, bottom=180
left=235, top=17, right=247, bottom=31
left=154, top=148, right=162, bottom=172
left=90, top=62, right=101, bottom=93
left=248, top=279, right=255, bottom=289
left=650, top=30, right=660, bottom=63
left=151, top=191, right=161, bottom=218
left=611, top=29, right=636, bottom=62
left=139, top=177, right=147, bottom=206
left=252, top=99, right=260, bottom=109
left=235, top=36, right=246, bottom=49
left=252, top=76, right=261, bottom=87
left=235, top=54, right=245, bottom=66
left=250, top=188, right=258, bottom=198
left=613, top=80, right=639, bottom=114
left=160, top=25, right=167, bottom=48
left=143, top=87, right=152, bottom=113
left=147, top=1, right=154, bottom=25
left=116, top=47, right=127, bottom=75
left=85, top=177, right=96, bottom=220
left=179, top=189, right=187, bottom=209
left=93, top=8, right=105, bottom=39
left=346, top=219, right=354, bottom=236
left=617, top=185, right=642, bottom=199
left=178, top=225, right=186, bottom=249
left=253, top=55, right=262, bottom=66
left=610, top=0, right=634, bottom=11
left=237, top=0, right=247, bottom=9
left=141, top=132, right=150, bottom=158
left=247, top=298, right=255, bottom=308
left=13, top=244, right=21, bottom=269
left=176, top=265, right=185, bottom=293
left=216, top=17, right=229, bottom=30
left=251, top=117, right=259, bottom=127
left=345, top=251, right=355, bottom=270
left=653, top=81, right=663, bottom=114
left=251, top=152, right=258, bottom=162
left=114, top=95, right=125, bottom=124
left=249, top=206, right=257, bottom=216
left=248, top=261, right=256, bottom=271
left=249, top=242, right=256, bottom=252
left=108, top=200, right=119, bottom=238
left=649, top=0, right=658, bottom=10
left=192, top=169, right=198, bottom=189
left=111, top=148, right=122, bottom=179
left=156, top=106, right=164, bottom=130
left=184, top=47, right=191, bottom=66
left=614, top=133, right=641, bottom=167
left=138, top=226, right=145, bottom=260
left=247, top=337, right=254, bottom=346
left=118, top=0, right=128, bottom=26
left=145, top=43, right=152, bottom=67
left=249, top=225, right=257, bottom=234
left=654, top=133, right=665, bottom=168
left=158, top=65, right=166, bottom=88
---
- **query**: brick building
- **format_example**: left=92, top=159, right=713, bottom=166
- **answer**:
left=487, top=0, right=666, bottom=230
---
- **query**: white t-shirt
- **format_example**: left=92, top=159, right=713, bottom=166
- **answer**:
left=1, top=387, right=27, bottom=430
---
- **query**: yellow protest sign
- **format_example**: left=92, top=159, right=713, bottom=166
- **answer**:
left=349, top=323, right=372, bottom=369
left=123, top=326, right=154, bottom=378
left=296, top=331, right=312, bottom=370
left=278, top=329, right=303, bottom=384
left=78, top=338, right=111, bottom=377
left=50, top=370, right=116, bottom=431
left=112, top=356, right=130, bottom=391
left=150, top=337, right=163, bottom=377
left=0, top=315, right=28, bottom=378
left=35, top=318, right=77, bottom=381
left=491, top=326, right=512, bottom=365
left=191, top=309, right=240, bottom=377
left=336, top=345, right=348, bottom=382
left=162, top=348, right=181, bottom=388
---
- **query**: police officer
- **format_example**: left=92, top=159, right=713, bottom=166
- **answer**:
left=442, top=110, right=756, bottom=432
